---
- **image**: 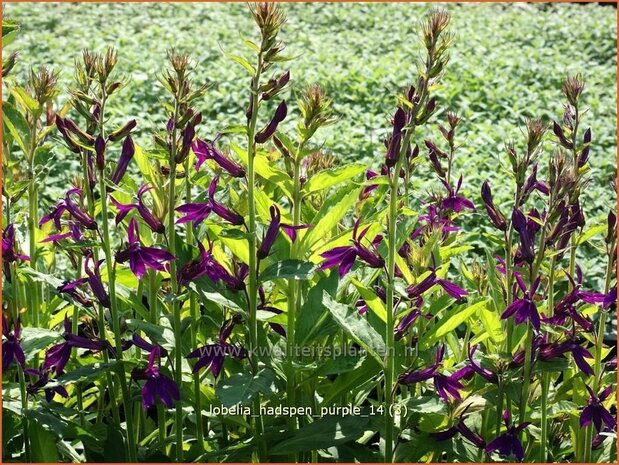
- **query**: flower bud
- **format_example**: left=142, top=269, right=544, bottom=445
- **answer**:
left=108, top=119, right=137, bottom=142
left=94, top=136, right=106, bottom=171
left=255, top=100, right=287, bottom=144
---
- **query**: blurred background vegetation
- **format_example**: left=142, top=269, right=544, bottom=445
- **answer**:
left=4, top=2, right=617, bottom=290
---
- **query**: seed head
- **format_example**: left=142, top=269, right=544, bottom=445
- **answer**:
left=562, top=74, right=585, bottom=106
left=28, top=66, right=59, bottom=106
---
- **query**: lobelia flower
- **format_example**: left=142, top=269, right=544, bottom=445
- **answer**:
left=481, top=181, right=507, bottom=231
left=394, top=298, right=429, bottom=341
left=41, top=221, right=83, bottom=245
left=25, top=368, right=69, bottom=402
left=409, top=204, right=459, bottom=242
left=406, top=270, right=468, bottom=301
left=485, top=410, right=531, bottom=462
left=57, top=276, right=93, bottom=308
left=43, top=316, right=108, bottom=374
left=178, top=240, right=245, bottom=291
left=193, top=136, right=245, bottom=177
left=110, top=136, right=136, bottom=185
left=281, top=224, right=311, bottom=242
left=255, top=100, right=287, bottom=143
left=511, top=208, right=541, bottom=263
left=2, top=316, right=25, bottom=371
left=398, top=345, right=468, bottom=402
left=465, top=344, right=498, bottom=383
left=2, top=224, right=30, bottom=280
left=132, top=345, right=179, bottom=410
left=258, top=287, right=286, bottom=337
left=40, top=201, right=68, bottom=231
left=111, top=184, right=165, bottom=234
left=432, top=419, right=486, bottom=449
left=208, top=176, right=245, bottom=225
left=359, top=169, right=380, bottom=200
left=319, top=218, right=384, bottom=277
left=257, top=205, right=281, bottom=259
left=538, top=338, right=593, bottom=376
left=440, top=176, right=476, bottom=213
left=580, top=385, right=615, bottom=432
left=501, top=274, right=541, bottom=331
left=385, top=107, right=407, bottom=168
left=116, top=219, right=175, bottom=279
left=64, top=188, right=98, bottom=230
left=186, top=317, right=247, bottom=378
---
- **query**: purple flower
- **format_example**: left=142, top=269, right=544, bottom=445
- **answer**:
left=255, top=100, right=287, bottom=144
left=432, top=420, right=486, bottom=449
left=111, top=184, right=165, bottom=234
left=410, top=204, right=459, bottom=242
left=64, top=188, right=97, bottom=230
left=132, top=346, right=179, bottom=410
left=385, top=107, right=407, bottom=168
left=57, top=277, right=93, bottom=308
left=258, top=287, right=286, bottom=337
left=43, top=317, right=107, bottom=374
left=40, top=202, right=68, bottom=231
left=485, top=410, right=530, bottom=462
left=501, top=274, right=541, bottom=331
left=208, top=176, right=245, bottom=225
left=319, top=219, right=384, bottom=277
left=511, top=208, right=539, bottom=263
left=466, top=344, right=498, bottom=383
left=2, top=224, right=30, bottom=279
left=481, top=181, right=507, bottom=231
left=193, top=137, right=245, bottom=177
left=110, top=136, right=135, bottom=185
left=116, top=219, right=175, bottom=279
left=178, top=240, right=246, bottom=291
left=406, top=270, right=468, bottom=302
left=538, top=339, right=593, bottom=376
left=440, top=176, right=476, bottom=213
left=257, top=205, right=281, bottom=259
left=398, top=346, right=466, bottom=402
left=2, top=316, right=25, bottom=371
left=281, top=224, right=311, bottom=242
left=394, top=300, right=424, bottom=341
left=25, top=368, right=69, bottom=402
left=176, top=202, right=212, bottom=226
left=580, top=385, right=615, bottom=432
left=186, top=318, right=247, bottom=378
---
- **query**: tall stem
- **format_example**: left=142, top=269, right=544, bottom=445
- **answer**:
left=18, top=366, right=31, bottom=462
left=27, top=117, right=40, bottom=331
left=540, top=256, right=555, bottom=461
left=167, top=99, right=183, bottom=462
left=246, top=51, right=267, bottom=462
left=184, top=158, right=205, bottom=454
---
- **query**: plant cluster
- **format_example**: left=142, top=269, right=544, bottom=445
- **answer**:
left=2, top=4, right=616, bottom=463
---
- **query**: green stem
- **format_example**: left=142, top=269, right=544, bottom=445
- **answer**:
left=166, top=99, right=183, bottom=461
left=246, top=52, right=267, bottom=463
left=27, top=116, right=41, bottom=333
left=18, top=366, right=31, bottom=462
left=185, top=158, right=205, bottom=454
left=540, top=256, right=555, bottom=461
left=98, top=172, right=137, bottom=462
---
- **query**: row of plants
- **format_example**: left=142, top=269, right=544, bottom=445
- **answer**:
left=2, top=4, right=616, bottom=462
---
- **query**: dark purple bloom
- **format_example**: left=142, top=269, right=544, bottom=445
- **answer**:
left=108, top=119, right=137, bottom=142
left=522, top=164, right=549, bottom=198
left=176, top=202, right=212, bottom=227
left=95, top=135, right=106, bottom=170
left=398, top=346, right=465, bottom=402
left=186, top=318, right=247, bottom=377
left=481, top=181, right=507, bottom=231
left=2, top=224, right=30, bottom=279
left=432, top=421, right=486, bottom=448
left=501, top=274, right=541, bottom=331
left=132, top=346, right=179, bottom=410
left=43, top=317, right=107, bottom=374
left=57, top=276, right=93, bottom=308
left=208, top=176, right=245, bottom=225
left=110, top=136, right=135, bottom=185
left=281, top=224, right=311, bottom=242
left=258, top=287, right=286, bottom=337
left=485, top=410, right=530, bottom=462
left=406, top=270, right=467, bottom=302
left=111, top=184, right=165, bottom=234
left=25, top=368, right=69, bottom=402
left=466, top=344, right=498, bottom=383
left=410, top=204, right=459, bottom=242
left=84, top=252, right=111, bottom=308
left=193, top=137, right=245, bottom=177
left=359, top=169, right=380, bottom=200
left=257, top=205, right=281, bottom=260
left=580, top=385, right=615, bottom=432
left=319, top=219, right=384, bottom=277
left=255, top=100, right=287, bottom=143
left=178, top=240, right=244, bottom=291
left=116, top=219, right=175, bottom=279
left=385, top=107, right=407, bottom=167
left=538, top=339, right=593, bottom=376
left=64, top=188, right=97, bottom=230
left=2, top=316, right=25, bottom=371
left=40, top=202, right=68, bottom=231
left=544, top=272, right=594, bottom=331
left=440, top=176, right=476, bottom=213
left=511, top=208, right=539, bottom=263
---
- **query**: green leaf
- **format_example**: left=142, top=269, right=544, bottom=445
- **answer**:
left=478, top=300, right=505, bottom=343
left=19, top=327, right=61, bottom=361
left=221, top=49, right=256, bottom=76
left=216, top=368, right=275, bottom=407
left=126, top=318, right=175, bottom=351
left=302, top=163, right=366, bottom=195
left=577, top=224, right=607, bottom=245
left=323, top=292, right=386, bottom=363
left=302, top=186, right=361, bottom=253
left=53, top=362, right=118, bottom=385
left=2, top=101, right=30, bottom=154
left=260, top=260, right=315, bottom=282
left=351, top=278, right=387, bottom=323
left=29, top=419, right=60, bottom=462
left=231, top=143, right=293, bottom=198
left=420, top=299, right=490, bottom=349
left=270, top=415, right=371, bottom=454
left=10, top=87, right=41, bottom=114
left=317, top=353, right=366, bottom=376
